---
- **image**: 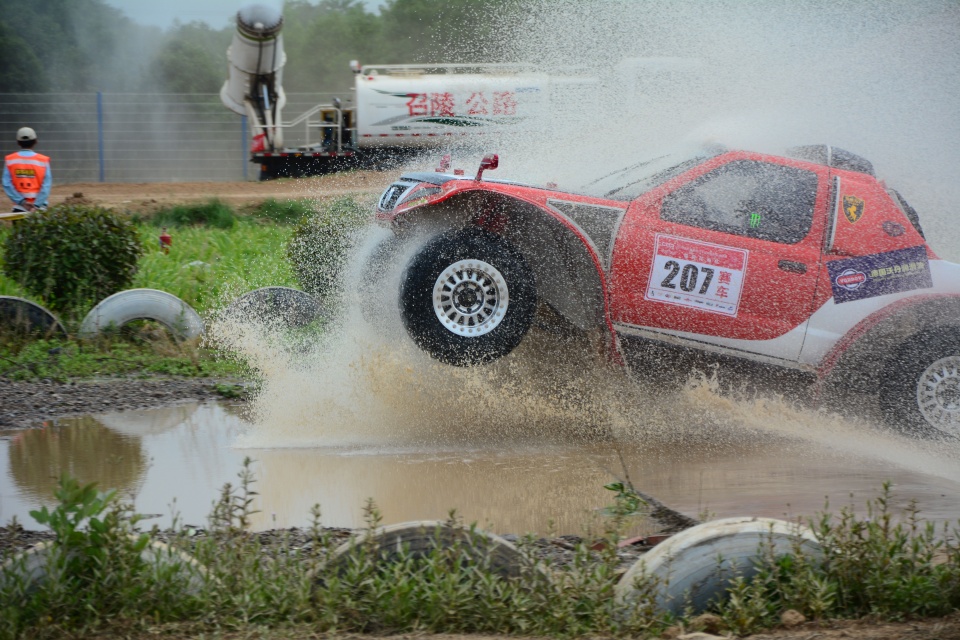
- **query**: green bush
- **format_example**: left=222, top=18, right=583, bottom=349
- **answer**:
left=1, top=205, right=143, bottom=314
left=152, top=200, right=236, bottom=229
left=286, top=196, right=369, bottom=301
left=253, top=198, right=316, bottom=224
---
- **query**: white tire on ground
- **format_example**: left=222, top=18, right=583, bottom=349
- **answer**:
left=615, top=516, right=823, bottom=616
left=0, top=538, right=210, bottom=596
left=0, top=296, right=67, bottom=337
left=312, top=520, right=526, bottom=583
left=79, top=289, right=204, bottom=339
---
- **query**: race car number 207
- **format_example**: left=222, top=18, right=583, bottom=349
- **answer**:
left=645, top=234, right=749, bottom=317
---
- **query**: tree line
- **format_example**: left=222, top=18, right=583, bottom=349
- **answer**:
left=0, top=0, right=524, bottom=95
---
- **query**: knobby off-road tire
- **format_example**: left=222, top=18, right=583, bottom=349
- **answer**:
left=400, top=228, right=536, bottom=366
left=881, top=328, right=960, bottom=439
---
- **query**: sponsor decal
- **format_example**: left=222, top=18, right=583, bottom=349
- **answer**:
left=645, top=234, right=749, bottom=317
left=882, top=220, right=905, bottom=237
left=842, top=195, right=864, bottom=224
left=826, top=245, right=932, bottom=304
left=835, top=269, right=867, bottom=290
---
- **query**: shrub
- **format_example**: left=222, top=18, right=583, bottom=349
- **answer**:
left=254, top=198, right=316, bottom=224
left=2, top=205, right=143, bottom=314
left=152, top=200, right=236, bottom=229
left=0, top=475, right=204, bottom=636
left=286, top=196, right=369, bottom=301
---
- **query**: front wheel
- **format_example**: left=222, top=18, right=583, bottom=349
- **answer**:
left=400, top=228, right=536, bottom=366
left=881, top=329, right=960, bottom=438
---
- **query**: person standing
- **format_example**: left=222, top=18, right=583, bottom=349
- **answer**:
left=3, top=127, right=51, bottom=212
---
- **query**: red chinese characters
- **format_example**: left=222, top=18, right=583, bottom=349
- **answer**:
left=405, top=91, right=518, bottom=118
left=493, top=91, right=517, bottom=115
left=466, top=92, right=489, bottom=115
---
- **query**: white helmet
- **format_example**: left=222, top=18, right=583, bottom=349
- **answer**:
left=16, top=127, right=37, bottom=142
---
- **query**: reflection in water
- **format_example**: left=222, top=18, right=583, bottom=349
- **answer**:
left=7, top=417, right=146, bottom=504
left=2, top=401, right=959, bottom=534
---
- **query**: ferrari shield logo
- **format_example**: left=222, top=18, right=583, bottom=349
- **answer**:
left=842, top=195, right=864, bottom=224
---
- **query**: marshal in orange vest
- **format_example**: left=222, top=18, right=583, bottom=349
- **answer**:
left=4, top=152, right=50, bottom=204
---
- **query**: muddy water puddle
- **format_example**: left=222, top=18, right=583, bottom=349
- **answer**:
left=2, top=401, right=958, bottom=535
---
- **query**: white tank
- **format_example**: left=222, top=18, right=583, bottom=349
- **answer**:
left=220, top=4, right=287, bottom=116
left=353, top=66, right=554, bottom=149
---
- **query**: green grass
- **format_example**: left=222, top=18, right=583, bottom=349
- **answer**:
left=132, top=219, right=296, bottom=314
left=0, top=337, right=244, bottom=381
left=252, top=198, right=318, bottom=224
left=0, top=209, right=305, bottom=381
left=149, top=199, right=237, bottom=229
left=1, top=219, right=296, bottom=316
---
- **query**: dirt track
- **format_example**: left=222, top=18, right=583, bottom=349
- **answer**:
left=50, top=171, right=394, bottom=211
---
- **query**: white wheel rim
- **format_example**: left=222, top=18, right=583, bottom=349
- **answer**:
left=917, top=355, right=960, bottom=435
left=432, top=259, right=509, bottom=337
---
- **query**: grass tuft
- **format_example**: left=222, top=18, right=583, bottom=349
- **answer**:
left=252, top=198, right=317, bottom=224
left=151, top=200, right=236, bottom=229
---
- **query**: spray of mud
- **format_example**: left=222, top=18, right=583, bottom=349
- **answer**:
left=216, top=226, right=673, bottom=450
left=214, top=1, right=960, bottom=498
left=215, top=220, right=960, bottom=490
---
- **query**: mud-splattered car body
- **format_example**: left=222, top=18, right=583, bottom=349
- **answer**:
left=374, top=146, right=960, bottom=437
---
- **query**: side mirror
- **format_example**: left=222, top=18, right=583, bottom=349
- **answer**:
left=475, top=153, right=499, bottom=182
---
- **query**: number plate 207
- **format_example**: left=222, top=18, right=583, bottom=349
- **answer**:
left=644, top=234, right=749, bottom=317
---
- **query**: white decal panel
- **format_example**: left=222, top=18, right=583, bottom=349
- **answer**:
left=645, top=234, right=749, bottom=317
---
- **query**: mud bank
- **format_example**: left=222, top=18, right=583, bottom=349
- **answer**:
left=0, top=377, right=240, bottom=430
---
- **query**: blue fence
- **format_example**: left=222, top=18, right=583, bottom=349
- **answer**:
left=0, top=92, right=334, bottom=184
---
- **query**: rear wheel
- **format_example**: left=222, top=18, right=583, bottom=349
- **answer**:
left=400, top=228, right=536, bottom=366
left=882, top=329, right=960, bottom=438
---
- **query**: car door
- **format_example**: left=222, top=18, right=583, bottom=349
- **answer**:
left=608, top=153, right=830, bottom=363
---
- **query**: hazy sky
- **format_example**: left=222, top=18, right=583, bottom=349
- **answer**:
left=102, top=0, right=384, bottom=29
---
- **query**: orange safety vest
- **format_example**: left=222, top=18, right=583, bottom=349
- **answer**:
left=5, top=152, right=50, bottom=204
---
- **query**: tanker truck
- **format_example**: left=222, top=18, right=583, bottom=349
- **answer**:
left=221, top=5, right=698, bottom=180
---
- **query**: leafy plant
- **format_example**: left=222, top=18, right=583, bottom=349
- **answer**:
left=286, top=196, right=369, bottom=301
left=1, top=205, right=143, bottom=315
left=1, top=475, right=203, bottom=638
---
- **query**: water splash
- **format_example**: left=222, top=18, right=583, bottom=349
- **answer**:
left=214, top=1, right=960, bottom=494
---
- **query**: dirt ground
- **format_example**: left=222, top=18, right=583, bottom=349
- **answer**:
left=49, top=171, right=395, bottom=212
left=0, top=377, right=233, bottom=429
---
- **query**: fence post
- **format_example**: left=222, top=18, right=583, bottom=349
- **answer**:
left=241, top=115, right=248, bottom=181
left=97, top=91, right=105, bottom=182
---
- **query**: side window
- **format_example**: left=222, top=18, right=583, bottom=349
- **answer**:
left=660, top=160, right=818, bottom=244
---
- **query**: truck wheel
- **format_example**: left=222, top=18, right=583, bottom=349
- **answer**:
left=400, top=228, right=536, bottom=366
left=882, top=329, right=960, bottom=438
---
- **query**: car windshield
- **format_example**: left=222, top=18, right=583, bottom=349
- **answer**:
left=578, top=149, right=718, bottom=201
